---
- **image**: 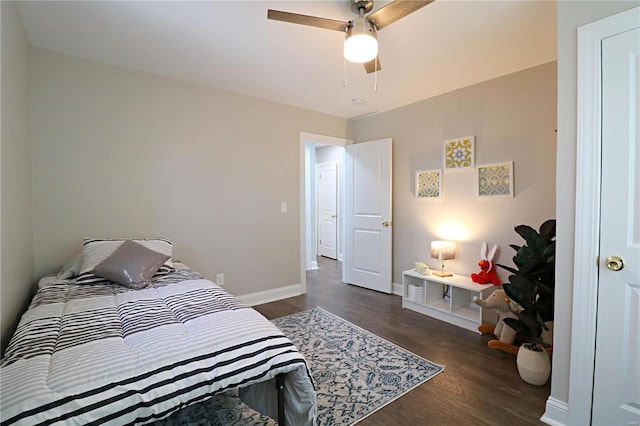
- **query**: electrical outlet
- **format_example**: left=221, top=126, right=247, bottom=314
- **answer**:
left=216, top=273, right=224, bottom=286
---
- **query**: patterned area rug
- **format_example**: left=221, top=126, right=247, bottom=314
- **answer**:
left=156, top=307, right=444, bottom=425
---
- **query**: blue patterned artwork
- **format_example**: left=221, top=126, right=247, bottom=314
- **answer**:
left=416, top=169, right=442, bottom=198
left=444, top=136, right=475, bottom=169
left=477, top=161, right=514, bottom=198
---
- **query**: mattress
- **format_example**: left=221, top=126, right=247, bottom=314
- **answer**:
left=0, top=268, right=316, bottom=425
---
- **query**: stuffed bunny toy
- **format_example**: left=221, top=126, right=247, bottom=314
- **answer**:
left=471, top=242, right=501, bottom=285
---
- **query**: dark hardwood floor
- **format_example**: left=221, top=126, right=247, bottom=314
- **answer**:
left=254, top=256, right=550, bottom=426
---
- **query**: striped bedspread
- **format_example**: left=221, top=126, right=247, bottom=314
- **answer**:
left=0, top=269, right=316, bottom=425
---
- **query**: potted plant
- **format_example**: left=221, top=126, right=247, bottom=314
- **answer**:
left=497, top=219, right=556, bottom=385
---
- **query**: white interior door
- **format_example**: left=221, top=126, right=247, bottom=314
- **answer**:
left=592, top=26, right=640, bottom=425
left=344, top=139, right=392, bottom=294
left=317, top=162, right=337, bottom=259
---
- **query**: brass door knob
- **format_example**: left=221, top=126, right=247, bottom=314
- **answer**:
left=605, top=256, right=624, bottom=271
left=382, top=221, right=390, bottom=227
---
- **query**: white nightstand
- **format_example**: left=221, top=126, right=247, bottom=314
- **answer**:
left=402, top=269, right=498, bottom=333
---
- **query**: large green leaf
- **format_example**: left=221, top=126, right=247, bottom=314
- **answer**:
left=509, top=274, right=534, bottom=290
left=503, top=318, right=534, bottom=338
left=524, top=229, right=549, bottom=255
left=536, top=281, right=553, bottom=294
left=539, top=219, right=556, bottom=242
left=542, top=244, right=556, bottom=259
left=519, top=310, right=541, bottom=328
left=496, top=263, right=518, bottom=275
left=503, top=283, right=537, bottom=308
left=502, top=284, right=521, bottom=304
left=514, top=225, right=536, bottom=241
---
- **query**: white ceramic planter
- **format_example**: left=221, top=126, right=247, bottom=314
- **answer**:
left=516, top=344, right=551, bottom=385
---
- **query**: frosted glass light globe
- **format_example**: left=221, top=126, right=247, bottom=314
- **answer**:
left=344, top=17, right=378, bottom=63
left=344, top=34, right=378, bottom=63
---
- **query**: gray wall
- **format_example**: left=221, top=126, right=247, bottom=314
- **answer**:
left=551, top=0, right=639, bottom=415
left=29, top=48, right=347, bottom=297
left=348, top=62, right=557, bottom=286
left=0, top=1, right=34, bottom=352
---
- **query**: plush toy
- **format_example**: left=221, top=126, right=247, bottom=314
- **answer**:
left=473, top=289, right=519, bottom=346
left=471, top=242, right=501, bottom=285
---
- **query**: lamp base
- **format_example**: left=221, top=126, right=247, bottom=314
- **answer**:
left=432, top=271, right=453, bottom=277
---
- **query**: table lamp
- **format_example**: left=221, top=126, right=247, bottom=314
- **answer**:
left=431, top=240, right=456, bottom=277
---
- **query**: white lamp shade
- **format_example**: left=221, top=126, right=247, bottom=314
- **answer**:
left=344, top=17, right=378, bottom=63
left=431, top=241, right=456, bottom=260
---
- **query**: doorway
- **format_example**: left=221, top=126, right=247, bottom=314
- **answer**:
left=299, top=132, right=350, bottom=293
left=299, top=133, right=394, bottom=296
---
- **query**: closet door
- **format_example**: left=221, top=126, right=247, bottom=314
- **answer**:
left=592, top=25, right=640, bottom=425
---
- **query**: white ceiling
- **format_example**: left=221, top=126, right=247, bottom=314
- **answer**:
left=16, top=1, right=557, bottom=119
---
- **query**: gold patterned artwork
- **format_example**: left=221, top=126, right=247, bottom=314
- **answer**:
left=444, top=136, right=475, bottom=169
left=477, top=161, right=514, bottom=198
left=416, top=169, right=442, bottom=198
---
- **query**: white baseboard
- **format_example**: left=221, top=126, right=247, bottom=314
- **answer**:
left=240, top=281, right=400, bottom=305
left=392, top=282, right=402, bottom=296
left=237, top=284, right=302, bottom=306
left=540, top=397, right=568, bottom=426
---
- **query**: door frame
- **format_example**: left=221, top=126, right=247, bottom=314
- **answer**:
left=568, top=8, right=640, bottom=425
left=299, top=132, right=351, bottom=294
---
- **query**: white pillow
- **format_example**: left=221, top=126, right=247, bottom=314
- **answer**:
left=76, top=238, right=174, bottom=284
left=57, top=253, right=82, bottom=279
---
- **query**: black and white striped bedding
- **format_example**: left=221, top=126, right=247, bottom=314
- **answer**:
left=0, top=268, right=316, bottom=425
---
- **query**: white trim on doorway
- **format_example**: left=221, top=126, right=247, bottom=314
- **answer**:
left=299, top=132, right=351, bottom=295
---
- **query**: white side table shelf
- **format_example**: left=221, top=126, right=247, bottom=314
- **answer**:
left=402, top=269, right=497, bottom=333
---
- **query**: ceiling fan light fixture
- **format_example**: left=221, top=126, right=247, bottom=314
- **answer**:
left=344, top=17, right=378, bottom=63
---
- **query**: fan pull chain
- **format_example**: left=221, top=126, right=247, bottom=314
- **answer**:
left=374, top=58, right=378, bottom=92
left=343, top=55, right=348, bottom=87
left=373, top=42, right=379, bottom=92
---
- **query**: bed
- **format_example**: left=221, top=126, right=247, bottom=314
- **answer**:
left=0, top=238, right=316, bottom=425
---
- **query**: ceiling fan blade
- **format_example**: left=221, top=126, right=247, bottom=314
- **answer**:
left=366, top=0, right=434, bottom=31
left=363, top=56, right=382, bottom=74
left=267, top=9, right=350, bottom=32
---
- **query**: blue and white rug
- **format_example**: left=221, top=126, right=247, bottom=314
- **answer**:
left=155, top=307, right=443, bottom=425
left=273, top=307, right=444, bottom=425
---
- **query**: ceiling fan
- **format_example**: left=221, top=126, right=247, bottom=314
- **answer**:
left=267, top=0, right=434, bottom=74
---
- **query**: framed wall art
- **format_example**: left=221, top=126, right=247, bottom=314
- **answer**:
left=416, top=169, right=442, bottom=198
left=444, top=136, right=474, bottom=170
left=476, top=161, right=514, bottom=198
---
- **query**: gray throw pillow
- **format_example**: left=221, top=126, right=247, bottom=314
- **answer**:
left=92, top=240, right=170, bottom=289
left=77, top=237, right=174, bottom=284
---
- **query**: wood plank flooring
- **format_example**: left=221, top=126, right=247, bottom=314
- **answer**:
left=254, top=256, right=550, bottom=426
